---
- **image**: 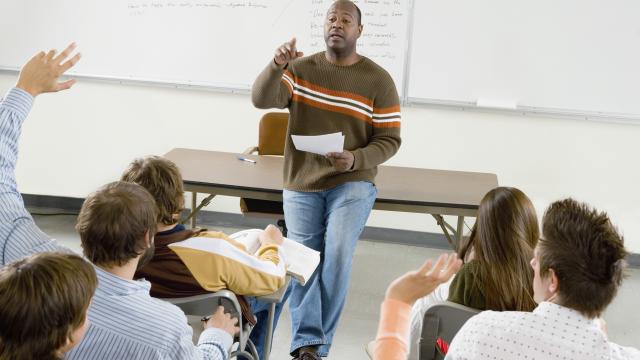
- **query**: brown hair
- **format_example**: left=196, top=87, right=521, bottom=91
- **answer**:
left=121, top=156, right=184, bottom=226
left=458, top=187, right=539, bottom=311
left=77, top=181, right=157, bottom=267
left=0, top=252, right=97, bottom=360
left=539, top=198, right=627, bottom=318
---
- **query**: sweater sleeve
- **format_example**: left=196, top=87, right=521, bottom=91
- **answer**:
left=351, top=74, right=401, bottom=171
left=251, top=59, right=292, bottom=109
left=373, top=298, right=412, bottom=360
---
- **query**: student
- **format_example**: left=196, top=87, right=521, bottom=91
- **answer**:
left=0, top=44, right=237, bottom=360
left=122, top=156, right=286, bottom=327
left=122, top=155, right=286, bottom=298
left=446, top=199, right=640, bottom=359
left=251, top=0, right=401, bottom=358
left=0, top=252, right=97, bottom=360
left=372, top=253, right=462, bottom=360
left=65, top=181, right=240, bottom=359
left=408, top=187, right=538, bottom=359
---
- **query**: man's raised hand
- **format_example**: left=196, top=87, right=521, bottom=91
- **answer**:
left=274, top=37, right=304, bottom=68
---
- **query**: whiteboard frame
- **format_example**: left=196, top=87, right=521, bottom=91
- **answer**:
left=0, top=67, right=251, bottom=95
left=407, top=97, right=640, bottom=125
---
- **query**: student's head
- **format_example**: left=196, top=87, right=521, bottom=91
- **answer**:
left=0, top=252, right=97, bottom=360
left=77, top=181, right=157, bottom=269
left=460, top=187, right=539, bottom=311
left=324, top=0, right=363, bottom=55
left=532, top=198, right=627, bottom=318
left=120, top=156, right=184, bottom=226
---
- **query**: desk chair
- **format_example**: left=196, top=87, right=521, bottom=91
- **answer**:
left=419, top=301, right=480, bottom=360
left=241, top=112, right=289, bottom=235
left=165, top=291, right=259, bottom=360
left=364, top=301, right=480, bottom=360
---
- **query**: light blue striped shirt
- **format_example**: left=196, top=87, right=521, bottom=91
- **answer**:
left=0, top=88, right=232, bottom=359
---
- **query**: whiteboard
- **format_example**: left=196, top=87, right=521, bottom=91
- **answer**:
left=0, top=0, right=412, bottom=94
left=407, top=0, right=640, bottom=118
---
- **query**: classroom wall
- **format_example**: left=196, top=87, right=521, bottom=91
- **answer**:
left=1, top=73, right=638, bottom=253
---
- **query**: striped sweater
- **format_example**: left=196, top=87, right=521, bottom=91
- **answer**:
left=252, top=51, right=401, bottom=191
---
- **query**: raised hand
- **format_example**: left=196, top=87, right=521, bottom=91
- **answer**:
left=16, top=42, right=81, bottom=97
left=385, top=253, right=462, bottom=306
left=274, top=37, right=304, bottom=68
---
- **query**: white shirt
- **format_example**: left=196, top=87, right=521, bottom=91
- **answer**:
left=446, top=302, right=640, bottom=360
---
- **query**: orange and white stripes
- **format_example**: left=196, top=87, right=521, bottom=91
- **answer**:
left=282, top=71, right=401, bottom=128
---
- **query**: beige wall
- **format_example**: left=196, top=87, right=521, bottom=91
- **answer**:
left=2, top=73, right=638, bottom=253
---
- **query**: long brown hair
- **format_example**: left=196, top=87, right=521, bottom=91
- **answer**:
left=0, top=252, right=97, bottom=360
left=458, top=187, right=538, bottom=311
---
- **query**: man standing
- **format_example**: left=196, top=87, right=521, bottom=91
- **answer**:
left=251, top=1, right=401, bottom=358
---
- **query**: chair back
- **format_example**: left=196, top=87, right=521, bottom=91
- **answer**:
left=164, top=291, right=258, bottom=359
left=257, top=112, right=288, bottom=155
left=419, top=301, right=481, bottom=360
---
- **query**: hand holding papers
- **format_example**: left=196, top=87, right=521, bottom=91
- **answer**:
left=291, top=132, right=344, bottom=156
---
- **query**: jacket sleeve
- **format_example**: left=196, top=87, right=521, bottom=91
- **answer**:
left=171, top=233, right=287, bottom=296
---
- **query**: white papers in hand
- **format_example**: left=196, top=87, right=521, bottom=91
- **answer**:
left=291, top=132, right=344, bottom=155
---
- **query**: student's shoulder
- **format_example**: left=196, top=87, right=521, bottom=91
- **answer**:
left=453, top=260, right=482, bottom=281
left=466, top=308, right=532, bottom=330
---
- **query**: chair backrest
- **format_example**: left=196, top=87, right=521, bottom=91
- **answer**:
left=420, top=301, right=481, bottom=360
left=166, top=290, right=239, bottom=317
left=258, top=112, right=289, bottom=156
left=164, top=291, right=257, bottom=359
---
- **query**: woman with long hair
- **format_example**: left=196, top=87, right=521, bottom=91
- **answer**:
left=407, top=186, right=539, bottom=359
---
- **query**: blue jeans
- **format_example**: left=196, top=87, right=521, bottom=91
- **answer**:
left=284, top=181, right=377, bottom=357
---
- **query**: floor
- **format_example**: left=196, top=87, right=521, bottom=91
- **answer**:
left=34, top=213, right=640, bottom=360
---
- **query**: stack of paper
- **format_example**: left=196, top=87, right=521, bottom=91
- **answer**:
left=291, top=132, right=344, bottom=155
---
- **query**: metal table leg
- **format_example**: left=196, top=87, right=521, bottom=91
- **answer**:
left=191, top=191, right=197, bottom=229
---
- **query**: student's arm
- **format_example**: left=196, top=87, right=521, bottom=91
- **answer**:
left=0, top=44, right=80, bottom=264
left=175, top=228, right=287, bottom=296
left=171, top=306, right=235, bottom=360
left=251, top=38, right=303, bottom=109
left=374, top=254, right=462, bottom=360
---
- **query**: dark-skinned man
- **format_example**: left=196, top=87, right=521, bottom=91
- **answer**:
left=251, top=1, right=402, bottom=359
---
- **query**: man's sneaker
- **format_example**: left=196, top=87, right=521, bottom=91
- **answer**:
left=295, top=352, right=322, bottom=360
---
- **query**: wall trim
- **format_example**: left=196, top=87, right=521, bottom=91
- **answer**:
left=22, top=193, right=640, bottom=267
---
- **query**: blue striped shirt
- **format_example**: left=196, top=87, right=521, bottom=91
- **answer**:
left=0, top=88, right=232, bottom=359
left=0, top=88, right=60, bottom=264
